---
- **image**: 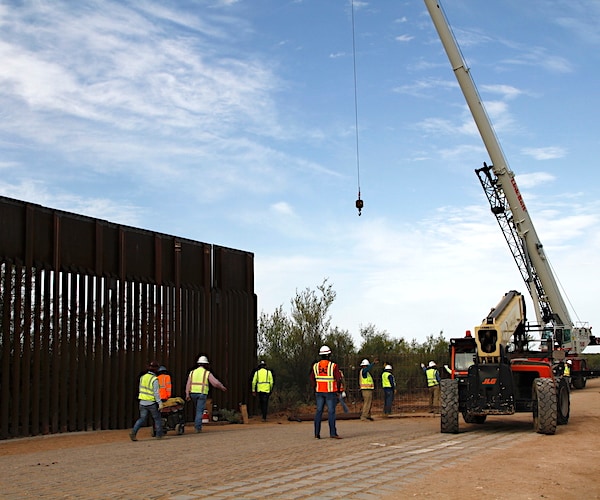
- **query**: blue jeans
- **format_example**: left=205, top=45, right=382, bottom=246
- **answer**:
left=383, top=388, right=394, bottom=414
left=191, top=393, right=208, bottom=431
left=314, top=392, right=338, bottom=437
left=132, top=402, right=163, bottom=437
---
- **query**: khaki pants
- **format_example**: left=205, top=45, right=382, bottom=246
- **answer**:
left=429, top=384, right=440, bottom=411
left=360, top=389, right=373, bottom=419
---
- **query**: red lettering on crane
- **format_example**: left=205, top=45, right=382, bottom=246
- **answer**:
left=482, top=378, right=497, bottom=385
left=511, top=178, right=527, bottom=212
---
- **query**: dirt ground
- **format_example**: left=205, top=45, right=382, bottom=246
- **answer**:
left=1, top=379, right=600, bottom=499
left=396, top=378, right=600, bottom=499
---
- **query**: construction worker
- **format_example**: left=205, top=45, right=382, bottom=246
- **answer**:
left=157, top=365, right=172, bottom=402
left=359, top=358, right=377, bottom=421
left=564, top=359, right=572, bottom=387
left=130, top=361, right=164, bottom=441
left=421, top=360, right=441, bottom=413
left=310, top=345, right=343, bottom=439
left=185, top=355, right=228, bottom=433
left=381, top=364, right=396, bottom=416
left=252, top=360, right=274, bottom=421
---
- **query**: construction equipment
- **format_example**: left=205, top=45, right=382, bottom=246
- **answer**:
left=443, top=291, right=570, bottom=434
left=423, top=0, right=596, bottom=389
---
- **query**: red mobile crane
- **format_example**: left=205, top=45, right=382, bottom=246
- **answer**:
left=423, top=0, right=596, bottom=389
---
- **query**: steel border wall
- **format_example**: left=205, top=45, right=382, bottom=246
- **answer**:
left=0, top=196, right=257, bottom=439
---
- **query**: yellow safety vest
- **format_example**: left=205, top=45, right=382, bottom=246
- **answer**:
left=138, top=373, right=158, bottom=401
left=426, top=367, right=439, bottom=387
left=382, top=371, right=393, bottom=388
left=189, top=367, right=210, bottom=395
left=252, top=368, right=273, bottom=393
left=564, top=364, right=571, bottom=377
left=359, top=369, right=374, bottom=390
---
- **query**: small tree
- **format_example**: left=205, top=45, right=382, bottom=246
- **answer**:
left=257, top=279, right=356, bottom=403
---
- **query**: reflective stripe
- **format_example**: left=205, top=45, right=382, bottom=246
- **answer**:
left=426, top=368, right=439, bottom=387
left=382, top=371, right=392, bottom=388
left=313, top=360, right=337, bottom=393
left=359, top=370, right=374, bottom=390
left=190, top=367, right=210, bottom=394
left=138, top=373, right=157, bottom=401
left=253, top=368, right=273, bottom=393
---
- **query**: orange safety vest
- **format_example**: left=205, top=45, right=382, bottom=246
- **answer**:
left=189, top=366, right=210, bottom=394
left=158, top=373, right=172, bottom=400
left=313, top=360, right=338, bottom=393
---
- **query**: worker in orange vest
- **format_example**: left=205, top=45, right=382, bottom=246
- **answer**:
left=310, top=345, right=343, bottom=439
left=157, top=365, right=172, bottom=402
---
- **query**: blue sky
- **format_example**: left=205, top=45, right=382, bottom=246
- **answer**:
left=2, top=0, right=599, bottom=345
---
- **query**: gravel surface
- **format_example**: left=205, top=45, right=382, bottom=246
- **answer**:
left=1, top=379, right=599, bottom=499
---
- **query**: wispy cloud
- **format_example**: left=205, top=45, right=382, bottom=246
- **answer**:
left=516, top=171, right=555, bottom=188
left=522, top=147, right=567, bottom=161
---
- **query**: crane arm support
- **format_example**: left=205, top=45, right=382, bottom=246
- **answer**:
left=423, top=0, right=574, bottom=334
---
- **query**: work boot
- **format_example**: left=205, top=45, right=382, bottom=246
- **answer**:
left=129, top=431, right=137, bottom=442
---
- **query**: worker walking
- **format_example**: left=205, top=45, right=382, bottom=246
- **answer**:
left=381, top=364, right=396, bottom=416
left=186, top=355, right=228, bottom=433
left=311, top=345, right=343, bottom=439
left=157, top=365, right=172, bottom=402
left=130, top=361, right=164, bottom=441
left=359, top=358, right=377, bottom=421
left=252, top=360, right=274, bottom=421
left=421, top=360, right=441, bottom=413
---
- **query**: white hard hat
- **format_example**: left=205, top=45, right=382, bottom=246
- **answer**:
left=384, top=364, right=392, bottom=370
left=319, top=345, right=331, bottom=356
left=428, top=361, right=436, bottom=367
left=567, top=359, right=572, bottom=364
left=360, top=359, right=369, bottom=366
left=197, top=355, right=209, bottom=364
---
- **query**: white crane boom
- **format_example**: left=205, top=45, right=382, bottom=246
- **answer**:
left=423, top=0, right=590, bottom=352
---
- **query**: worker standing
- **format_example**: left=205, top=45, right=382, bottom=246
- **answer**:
left=310, top=345, right=343, bottom=439
left=186, top=355, right=228, bottom=433
left=252, top=360, right=274, bottom=421
left=130, top=361, right=164, bottom=441
left=421, top=361, right=441, bottom=413
left=564, top=359, right=572, bottom=387
left=359, top=358, right=377, bottom=421
left=381, top=364, right=396, bottom=416
left=157, top=365, right=172, bottom=402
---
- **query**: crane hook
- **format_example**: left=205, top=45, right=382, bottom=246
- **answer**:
left=355, top=193, right=364, bottom=216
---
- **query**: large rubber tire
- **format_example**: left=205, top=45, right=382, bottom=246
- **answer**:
left=463, top=412, right=487, bottom=424
left=533, top=378, right=557, bottom=435
left=556, top=376, right=570, bottom=425
left=440, top=379, right=459, bottom=434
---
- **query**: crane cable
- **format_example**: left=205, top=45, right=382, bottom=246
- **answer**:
left=351, top=0, right=364, bottom=216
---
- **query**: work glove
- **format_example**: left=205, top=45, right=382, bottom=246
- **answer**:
left=158, top=402, right=164, bottom=411
left=341, top=391, right=347, bottom=398
left=420, top=363, right=425, bottom=368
